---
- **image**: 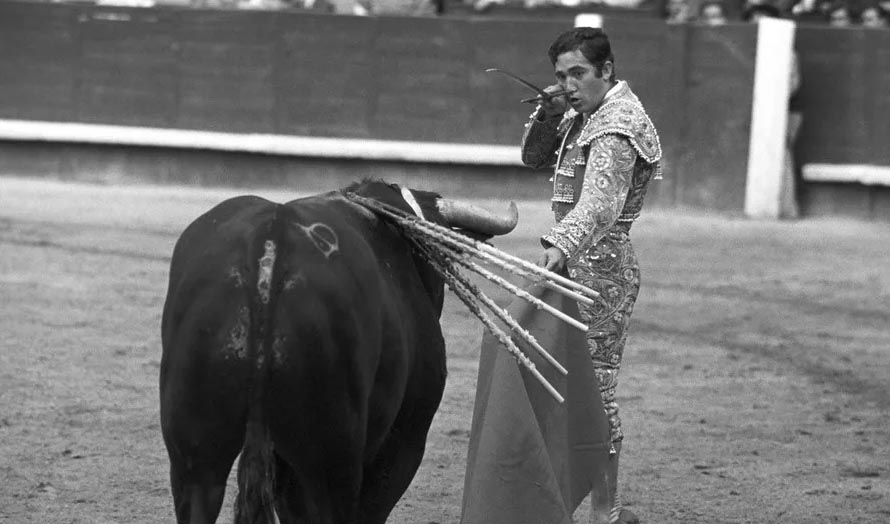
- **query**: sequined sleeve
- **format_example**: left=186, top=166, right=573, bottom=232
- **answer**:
left=520, top=107, right=562, bottom=169
left=542, top=134, right=637, bottom=258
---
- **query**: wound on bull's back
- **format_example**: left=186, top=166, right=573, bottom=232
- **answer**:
left=257, top=240, right=277, bottom=304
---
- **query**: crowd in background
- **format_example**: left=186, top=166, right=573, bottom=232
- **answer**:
left=76, top=0, right=890, bottom=25
left=188, top=0, right=441, bottom=15
left=682, top=0, right=890, bottom=27
left=191, top=0, right=889, bottom=25
left=466, top=0, right=888, bottom=22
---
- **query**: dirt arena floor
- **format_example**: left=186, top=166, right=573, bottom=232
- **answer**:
left=1, top=175, right=888, bottom=524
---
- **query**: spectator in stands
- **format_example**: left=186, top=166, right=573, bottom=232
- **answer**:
left=665, top=0, right=694, bottom=22
left=859, top=2, right=889, bottom=25
left=699, top=0, right=729, bottom=23
left=826, top=1, right=853, bottom=24
left=319, top=0, right=369, bottom=14
left=193, top=0, right=239, bottom=7
left=790, top=0, right=829, bottom=23
left=744, top=2, right=802, bottom=218
left=237, top=0, right=287, bottom=8
left=364, top=0, right=437, bottom=14
left=470, top=0, right=504, bottom=13
left=291, top=0, right=335, bottom=11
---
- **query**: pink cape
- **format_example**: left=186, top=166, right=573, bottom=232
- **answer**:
left=460, top=283, right=611, bottom=524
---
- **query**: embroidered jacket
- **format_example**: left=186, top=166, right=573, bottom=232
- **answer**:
left=520, top=81, right=662, bottom=261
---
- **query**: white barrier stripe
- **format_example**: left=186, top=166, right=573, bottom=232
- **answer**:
left=0, top=119, right=525, bottom=167
left=802, top=163, right=890, bottom=186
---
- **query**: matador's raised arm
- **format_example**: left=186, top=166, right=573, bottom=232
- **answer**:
left=520, top=108, right=564, bottom=169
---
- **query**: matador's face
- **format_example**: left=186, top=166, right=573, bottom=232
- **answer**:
left=553, top=49, right=614, bottom=116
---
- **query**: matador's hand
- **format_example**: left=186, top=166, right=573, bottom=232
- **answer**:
left=538, top=246, right=566, bottom=273
left=539, top=84, right=569, bottom=118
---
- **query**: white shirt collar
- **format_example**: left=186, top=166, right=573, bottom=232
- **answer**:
left=603, top=80, right=624, bottom=102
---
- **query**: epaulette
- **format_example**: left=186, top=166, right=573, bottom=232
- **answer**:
left=574, top=88, right=663, bottom=179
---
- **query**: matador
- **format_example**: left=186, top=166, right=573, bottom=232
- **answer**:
left=520, top=26, right=662, bottom=524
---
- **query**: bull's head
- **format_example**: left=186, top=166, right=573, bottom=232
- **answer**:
left=342, top=179, right=519, bottom=315
left=343, top=179, right=519, bottom=239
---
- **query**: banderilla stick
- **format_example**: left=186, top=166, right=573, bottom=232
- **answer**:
left=432, top=239, right=587, bottom=333
left=412, top=220, right=597, bottom=307
left=422, top=240, right=568, bottom=376
left=411, top=217, right=599, bottom=301
left=418, top=241, right=565, bottom=403
left=347, top=194, right=600, bottom=305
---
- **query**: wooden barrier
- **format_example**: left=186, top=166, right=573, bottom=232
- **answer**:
left=792, top=25, right=890, bottom=220
left=0, top=1, right=888, bottom=218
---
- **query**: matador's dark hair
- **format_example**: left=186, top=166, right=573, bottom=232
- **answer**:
left=547, top=27, right=616, bottom=81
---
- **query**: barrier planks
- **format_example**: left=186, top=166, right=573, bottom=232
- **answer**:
left=1, top=1, right=888, bottom=214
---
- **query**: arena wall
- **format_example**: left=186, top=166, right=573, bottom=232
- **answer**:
left=0, top=1, right=887, bottom=218
left=794, top=26, right=890, bottom=221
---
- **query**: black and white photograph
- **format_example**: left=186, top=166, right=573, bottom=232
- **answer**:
left=1, top=1, right=888, bottom=522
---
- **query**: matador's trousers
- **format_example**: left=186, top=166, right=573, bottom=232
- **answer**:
left=567, top=229, right=640, bottom=444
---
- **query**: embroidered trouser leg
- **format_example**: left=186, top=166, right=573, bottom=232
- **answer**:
left=568, top=233, right=639, bottom=444
left=582, top=327, right=628, bottom=443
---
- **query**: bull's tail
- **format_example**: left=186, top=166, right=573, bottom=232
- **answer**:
left=234, top=413, right=277, bottom=524
left=234, top=234, right=281, bottom=524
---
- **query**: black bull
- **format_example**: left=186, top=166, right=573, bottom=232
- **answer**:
left=160, top=181, right=517, bottom=524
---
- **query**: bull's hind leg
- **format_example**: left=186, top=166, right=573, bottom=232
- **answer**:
left=161, top=306, right=253, bottom=523
left=358, top=388, right=445, bottom=524
left=358, top=414, right=438, bottom=524
left=270, top=441, right=365, bottom=524
left=162, top=377, right=249, bottom=524
left=167, top=469, right=229, bottom=524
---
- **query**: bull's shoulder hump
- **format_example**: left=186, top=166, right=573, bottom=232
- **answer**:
left=283, top=193, right=378, bottom=225
left=187, top=195, right=277, bottom=229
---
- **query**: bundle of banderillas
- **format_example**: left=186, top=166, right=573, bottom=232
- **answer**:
left=347, top=193, right=601, bottom=404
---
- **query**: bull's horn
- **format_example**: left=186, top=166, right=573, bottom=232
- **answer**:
left=436, top=199, right=519, bottom=236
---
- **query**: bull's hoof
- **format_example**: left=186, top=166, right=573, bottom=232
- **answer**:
left=616, top=508, right=640, bottom=524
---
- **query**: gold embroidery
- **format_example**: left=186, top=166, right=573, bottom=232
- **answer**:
left=543, top=135, right=637, bottom=259
left=556, top=165, right=575, bottom=179
left=562, top=81, right=662, bottom=180
left=552, top=182, right=574, bottom=203
left=575, top=89, right=662, bottom=164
